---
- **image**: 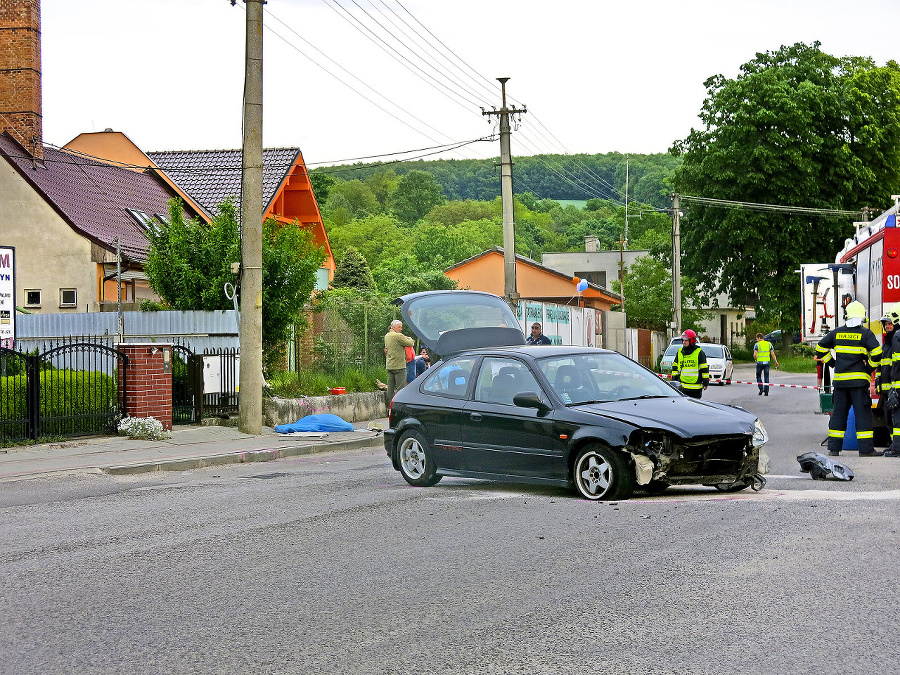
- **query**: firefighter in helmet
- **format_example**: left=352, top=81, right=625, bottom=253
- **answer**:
left=672, top=329, right=709, bottom=399
left=816, top=301, right=883, bottom=456
left=885, top=302, right=900, bottom=456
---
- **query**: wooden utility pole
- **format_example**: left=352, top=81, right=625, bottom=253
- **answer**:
left=482, top=78, right=526, bottom=310
left=238, top=0, right=264, bottom=435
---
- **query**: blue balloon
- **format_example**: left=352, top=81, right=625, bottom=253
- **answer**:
left=577, top=280, right=588, bottom=292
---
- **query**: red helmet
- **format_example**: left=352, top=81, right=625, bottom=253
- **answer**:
left=681, top=329, right=697, bottom=347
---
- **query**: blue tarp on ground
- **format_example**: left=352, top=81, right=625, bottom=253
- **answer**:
left=275, top=414, right=354, bottom=433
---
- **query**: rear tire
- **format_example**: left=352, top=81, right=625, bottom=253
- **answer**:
left=396, top=429, right=442, bottom=487
left=572, top=445, right=634, bottom=501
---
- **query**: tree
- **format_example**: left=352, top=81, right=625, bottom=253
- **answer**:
left=611, top=256, right=710, bottom=332
left=145, top=198, right=325, bottom=374
left=260, top=218, right=326, bottom=372
left=309, top=172, right=335, bottom=211
left=672, top=43, right=900, bottom=330
left=333, top=246, right=376, bottom=290
left=145, top=198, right=240, bottom=311
left=392, top=170, right=445, bottom=226
left=325, top=179, right=380, bottom=220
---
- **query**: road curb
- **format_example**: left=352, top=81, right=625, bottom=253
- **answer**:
left=101, top=433, right=385, bottom=476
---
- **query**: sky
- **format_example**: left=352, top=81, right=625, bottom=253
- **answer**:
left=39, top=0, right=900, bottom=172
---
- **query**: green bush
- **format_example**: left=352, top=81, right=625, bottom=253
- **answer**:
left=268, top=364, right=387, bottom=398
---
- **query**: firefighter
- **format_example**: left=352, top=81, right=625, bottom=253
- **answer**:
left=672, top=329, right=709, bottom=399
left=816, top=301, right=883, bottom=456
left=885, top=303, right=900, bottom=457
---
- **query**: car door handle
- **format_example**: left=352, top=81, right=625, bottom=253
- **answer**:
left=470, top=413, right=483, bottom=422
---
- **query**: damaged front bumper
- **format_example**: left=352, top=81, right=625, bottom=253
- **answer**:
left=628, top=421, right=769, bottom=490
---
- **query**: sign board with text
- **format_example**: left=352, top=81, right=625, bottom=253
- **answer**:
left=0, top=247, right=15, bottom=348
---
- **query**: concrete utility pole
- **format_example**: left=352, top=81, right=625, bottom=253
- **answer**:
left=672, top=194, right=682, bottom=337
left=482, top=78, right=526, bottom=310
left=238, top=0, right=264, bottom=435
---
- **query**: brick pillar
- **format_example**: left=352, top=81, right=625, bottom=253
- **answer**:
left=118, top=343, right=173, bottom=431
left=0, top=0, right=42, bottom=160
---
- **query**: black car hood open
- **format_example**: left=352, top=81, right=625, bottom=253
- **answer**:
left=395, top=290, right=525, bottom=357
left=573, top=397, right=756, bottom=438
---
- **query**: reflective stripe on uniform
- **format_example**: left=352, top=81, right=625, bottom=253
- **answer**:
left=829, top=430, right=845, bottom=438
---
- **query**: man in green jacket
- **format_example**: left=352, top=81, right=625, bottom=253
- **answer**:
left=384, top=319, right=415, bottom=403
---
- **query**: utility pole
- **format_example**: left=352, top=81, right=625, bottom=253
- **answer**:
left=672, top=194, right=682, bottom=337
left=624, top=157, right=629, bottom=251
left=482, top=78, right=526, bottom=310
left=616, top=236, right=626, bottom=314
left=238, top=0, right=264, bottom=435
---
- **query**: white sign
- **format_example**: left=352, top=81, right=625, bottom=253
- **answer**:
left=0, top=247, right=14, bottom=348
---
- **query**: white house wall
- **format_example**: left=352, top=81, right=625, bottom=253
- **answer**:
left=0, top=159, right=98, bottom=313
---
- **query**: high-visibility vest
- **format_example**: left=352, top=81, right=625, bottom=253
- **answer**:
left=755, top=340, right=773, bottom=363
left=816, top=325, right=881, bottom=388
left=674, top=347, right=708, bottom=390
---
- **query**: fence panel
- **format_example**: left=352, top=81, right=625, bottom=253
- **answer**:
left=36, top=340, right=127, bottom=439
left=0, top=347, right=29, bottom=442
left=202, top=348, right=240, bottom=418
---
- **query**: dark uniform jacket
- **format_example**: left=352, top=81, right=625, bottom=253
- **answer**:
left=816, top=324, right=882, bottom=388
left=672, top=344, right=709, bottom=390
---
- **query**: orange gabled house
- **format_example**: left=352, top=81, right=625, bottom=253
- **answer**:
left=446, top=247, right=621, bottom=310
left=64, top=131, right=335, bottom=289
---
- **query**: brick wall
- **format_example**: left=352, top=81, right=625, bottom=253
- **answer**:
left=0, top=0, right=42, bottom=159
left=118, top=343, right=173, bottom=431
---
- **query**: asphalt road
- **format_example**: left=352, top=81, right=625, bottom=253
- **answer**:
left=1, top=364, right=898, bottom=675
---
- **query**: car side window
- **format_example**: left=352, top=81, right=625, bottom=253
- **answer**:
left=421, top=356, right=479, bottom=399
left=474, top=357, right=545, bottom=406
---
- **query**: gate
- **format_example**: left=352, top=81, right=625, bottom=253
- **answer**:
left=0, top=340, right=128, bottom=443
left=171, top=344, right=202, bottom=425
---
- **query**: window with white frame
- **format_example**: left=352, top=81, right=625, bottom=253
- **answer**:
left=25, top=289, right=41, bottom=307
left=59, top=288, right=77, bottom=307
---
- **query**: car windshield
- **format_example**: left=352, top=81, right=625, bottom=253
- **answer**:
left=537, top=352, right=677, bottom=405
left=702, top=345, right=724, bottom=359
left=664, top=345, right=680, bottom=357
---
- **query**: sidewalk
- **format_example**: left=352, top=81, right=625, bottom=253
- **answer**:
left=0, top=418, right=389, bottom=482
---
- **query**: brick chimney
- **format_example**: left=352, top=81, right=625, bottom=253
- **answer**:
left=0, top=0, right=42, bottom=160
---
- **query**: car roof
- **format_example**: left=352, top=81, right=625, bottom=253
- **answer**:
left=440, top=344, right=618, bottom=359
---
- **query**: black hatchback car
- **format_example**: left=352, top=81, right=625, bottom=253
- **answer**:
left=384, top=291, right=769, bottom=501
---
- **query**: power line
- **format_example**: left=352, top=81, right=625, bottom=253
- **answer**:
left=680, top=195, right=863, bottom=218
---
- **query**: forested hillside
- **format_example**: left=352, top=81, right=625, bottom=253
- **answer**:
left=315, top=152, right=680, bottom=209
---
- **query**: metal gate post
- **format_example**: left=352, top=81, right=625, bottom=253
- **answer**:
left=25, top=354, right=40, bottom=440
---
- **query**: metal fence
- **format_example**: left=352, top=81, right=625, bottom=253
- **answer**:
left=201, top=348, right=240, bottom=418
left=0, top=337, right=127, bottom=442
left=313, top=300, right=401, bottom=372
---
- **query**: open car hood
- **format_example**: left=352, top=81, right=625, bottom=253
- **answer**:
left=395, top=290, right=526, bottom=357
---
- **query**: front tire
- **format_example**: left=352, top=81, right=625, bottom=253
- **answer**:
left=572, top=445, right=634, bottom=501
left=397, top=430, right=442, bottom=487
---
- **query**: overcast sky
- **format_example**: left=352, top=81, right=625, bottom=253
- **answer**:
left=40, top=0, right=900, bottom=170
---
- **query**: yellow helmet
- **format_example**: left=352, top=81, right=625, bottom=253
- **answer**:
left=845, top=301, right=867, bottom=321
left=888, top=302, right=900, bottom=326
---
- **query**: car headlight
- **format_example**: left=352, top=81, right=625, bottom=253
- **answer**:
left=752, top=418, right=768, bottom=447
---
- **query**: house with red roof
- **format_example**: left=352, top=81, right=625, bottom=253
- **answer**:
left=0, top=131, right=205, bottom=313
left=0, top=0, right=333, bottom=317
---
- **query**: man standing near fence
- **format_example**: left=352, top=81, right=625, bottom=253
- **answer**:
left=384, top=320, right=415, bottom=404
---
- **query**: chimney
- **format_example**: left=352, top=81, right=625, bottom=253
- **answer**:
left=0, top=0, right=42, bottom=160
left=585, top=235, right=600, bottom=252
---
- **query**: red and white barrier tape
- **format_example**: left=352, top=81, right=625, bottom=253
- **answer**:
left=657, top=373, right=820, bottom=390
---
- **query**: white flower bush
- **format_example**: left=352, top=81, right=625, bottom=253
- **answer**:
left=117, top=416, right=169, bottom=440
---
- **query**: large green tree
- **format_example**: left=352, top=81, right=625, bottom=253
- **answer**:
left=145, top=198, right=325, bottom=373
left=392, top=170, right=445, bottom=226
left=672, top=43, right=900, bottom=330
left=612, top=256, right=710, bottom=332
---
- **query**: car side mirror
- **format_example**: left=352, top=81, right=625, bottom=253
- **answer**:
left=513, top=391, right=551, bottom=412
